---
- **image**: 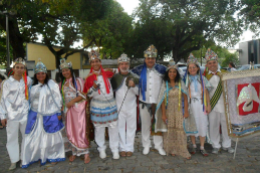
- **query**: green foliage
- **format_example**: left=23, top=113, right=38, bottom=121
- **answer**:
left=219, top=50, right=239, bottom=68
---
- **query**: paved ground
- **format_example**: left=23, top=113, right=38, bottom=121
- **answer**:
left=0, top=128, right=260, bottom=173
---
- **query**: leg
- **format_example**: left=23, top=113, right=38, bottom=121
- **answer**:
left=220, top=112, right=231, bottom=148
left=190, top=136, right=196, bottom=154
left=118, top=111, right=126, bottom=152
left=94, top=126, right=106, bottom=152
left=108, top=125, right=119, bottom=153
left=6, top=120, right=20, bottom=163
left=209, top=111, right=221, bottom=149
left=126, top=110, right=136, bottom=153
left=19, top=119, right=27, bottom=161
left=139, top=103, right=152, bottom=149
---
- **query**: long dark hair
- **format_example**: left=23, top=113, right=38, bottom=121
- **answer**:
left=163, top=68, right=181, bottom=83
left=32, top=73, right=50, bottom=86
left=229, top=62, right=235, bottom=68
left=187, top=63, right=200, bottom=75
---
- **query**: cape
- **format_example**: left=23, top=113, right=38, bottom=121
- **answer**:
left=110, top=72, right=139, bottom=91
left=131, top=63, right=166, bottom=76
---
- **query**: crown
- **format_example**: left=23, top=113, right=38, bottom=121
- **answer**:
left=144, top=44, right=158, bottom=58
left=118, top=53, right=130, bottom=63
left=166, top=60, right=178, bottom=71
left=88, top=50, right=101, bottom=63
left=34, top=58, right=47, bottom=73
left=187, top=53, right=198, bottom=65
left=205, top=48, right=218, bottom=62
left=14, top=57, right=26, bottom=66
left=59, top=58, right=72, bottom=70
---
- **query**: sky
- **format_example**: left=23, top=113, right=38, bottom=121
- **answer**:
left=116, top=0, right=257, bottom=49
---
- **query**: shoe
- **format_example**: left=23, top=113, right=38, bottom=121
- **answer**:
left=69, top=155, right=76, bottom=162
left=212, top=148, right=220, bottom=154
left=120, top=151, right=126, bottom=157
left=222, top=147, right=235, bottom=153
left=200, top=149, right=209, bottom=157
left=190, top=147, right=196, bottom=155
left=112, top=152, right=120, bottom=159
left=143, top=147, right=150, bottom=155
left=99, top=150, right=107, bottom=159
left=157, top=148, right=166, bottom=156
left=126, top=152, right=133, bottom=157
left=8, top=163, right=16, bottom=171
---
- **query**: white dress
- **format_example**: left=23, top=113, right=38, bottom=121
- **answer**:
left=21, top=80, right=65, bottom=168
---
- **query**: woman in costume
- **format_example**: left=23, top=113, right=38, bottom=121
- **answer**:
left=154, top=61, right=197, bottom=159
left=184, top=53, right=212, bottom=156
left=59, top=58, right=90, bottom=163
left=21, top=61, right=65, bottom=168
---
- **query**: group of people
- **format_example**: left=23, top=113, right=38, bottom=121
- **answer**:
left=0, top=45, right=234, bottom=171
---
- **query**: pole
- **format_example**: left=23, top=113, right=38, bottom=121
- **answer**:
left=6, top=14, right=10, bottom=69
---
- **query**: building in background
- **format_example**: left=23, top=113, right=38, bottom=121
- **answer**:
left=239, top=39, right=260, bottom=65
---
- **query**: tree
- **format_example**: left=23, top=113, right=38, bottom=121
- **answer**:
left=128, top=0, right=243, bottom=62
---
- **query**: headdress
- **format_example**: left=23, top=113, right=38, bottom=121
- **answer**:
left=88, top=50, right=101, bottom=63
left=144, top=44, right=157, bottom=58
left=187, top=53, right=199, bottom=65
left=205, top=48, right=218, bottom=62
left=166, top=60, right=178, bottom=71
left=14, top=57, right=26, bottom=66
left=118, top=53, right=130, bottom=64
left=34, top=58, right=47, bottom=74
left=59, top=58, right=72, bottom=70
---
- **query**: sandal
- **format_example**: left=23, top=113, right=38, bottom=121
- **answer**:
left=171, top=154, right=176, bottom=156
left=69, top=155, right=76, bottom=162
left=84, top=154, right=90, bottom=164
left=190, top=147, right=196, bottom=155
left=200, top=149, right=209, bottom=157
left=120, top=151, right=126, bottom=157
left=51, top=162, right=57, bottom=165
left=126, top=152, right=133, bottom=157
left=186, top=157, right=191, bottom=160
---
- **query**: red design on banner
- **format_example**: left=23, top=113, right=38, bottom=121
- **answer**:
left=237, top=83, right=260, bottom=116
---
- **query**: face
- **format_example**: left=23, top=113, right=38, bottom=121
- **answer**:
left=188, top=63, right=199, bottom=76
left=145, top=57, right=156, bottom=68
left=13, top=63, right=25, bottom=77
left=90, top=59, right=101, bottom=71
left=62, top=68, right=72, bottom=79
left=207, top=60, right=218, bottom=72
left=228, top=64, right=232, bottom=68
left=36, top=72, right=46, bottom=83
left=118, top=62, right=129, bottom=74
left=168, top=68, right=177, bottom=81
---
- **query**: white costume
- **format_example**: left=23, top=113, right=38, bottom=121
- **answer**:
left=208, top=70, right=231, bottom=149
left=0, top=75, right=31, bottom=163
left=21, top=79, right=65, bottom=168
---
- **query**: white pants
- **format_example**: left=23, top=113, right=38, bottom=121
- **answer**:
left=139, top=103, right=163, bottom=149
left=95, top=124, right=119, bottom=153
left=6, top=119, right=27, bottom=163
left=209, top=111, right=231, bottom=149
left=118, top=109, right=136, bottom=152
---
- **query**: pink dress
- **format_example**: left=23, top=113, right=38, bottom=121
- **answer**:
left=60, top=78, right=89, bottom=156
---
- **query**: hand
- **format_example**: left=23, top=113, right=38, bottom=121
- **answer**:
left=93, top=82, right=98, bottom=89
left=206, top=105, right=211, bottom=114
left=128, top=80, right=135, bottom=87
left=162, top=115, right=167, bottom=124
left=66, top=101, right=75, bottom=108
left=184, top=112, right=189, bottom=118
left=1, top=119, right=7, bottom=126
left=57, top=115, right=62, bottom=120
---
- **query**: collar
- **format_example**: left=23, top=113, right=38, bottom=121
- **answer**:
left=10, top=75, right=23, bottom=82
left=208, top=69, right=220, bottom=74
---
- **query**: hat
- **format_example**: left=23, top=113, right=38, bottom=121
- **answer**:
left=205, top=48, right=218, bottom=62
left=166, top=60, right=178, bottom=71
left=59, top=58, right=72, bottom=70
left=34, top=59, right=47, bottom=74
left=118, top=53, right=130, bottom=64
left=144, top=45, right=157, bottom=58
left=187, top=53, right=199, bottom=65
left=88, top=50, right=101, bottom=63
left=14, top=57, right=26, bottom=66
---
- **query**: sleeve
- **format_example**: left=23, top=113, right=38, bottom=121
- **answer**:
left=130, top=85, right=139, bottom=96
left=50, top=80, right=62, bottom=112
left=76, top=78, right=86, bottom=99
left=202, top=76, right=213, bottom=92
left=0, top=81, right=8, bottom=119
left=180, top=80, right=188, bottom=95
left=83, top=75, right=99, bottom=98
left=27, top=76, right=32, bottom=88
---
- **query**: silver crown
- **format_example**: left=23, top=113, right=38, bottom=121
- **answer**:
left=144, top=44, right=158, bottom=58
left=34, top=58, right=47, bottom=73
left=166, top=60, right=178, bottom=71
left=14, top=57, right=26, bottom=66
left=59, top=58, right=72, bottom=70
left=118, top=53, right=130, bottom=63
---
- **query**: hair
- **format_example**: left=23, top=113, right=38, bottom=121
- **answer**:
left=163, top=68, right=181, bottom=83
left=187, top=63, right=200, bottom=75
left=59, top=68, right=76, bottom=88
left=32, top=73, right=50, bottom=86
left=229, top=62, right=236, bottom=68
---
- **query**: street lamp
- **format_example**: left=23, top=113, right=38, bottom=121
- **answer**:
left=0, top=10, right=16, bottom=70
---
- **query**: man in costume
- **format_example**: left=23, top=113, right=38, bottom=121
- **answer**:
left=0, top=58, right=32, bottom=170
left=83, top=51, right=119, bottom=159
left=132, top=45, right=167, bottom=155
left=204, top=49, right=234, bottom=154
left=111, top=53, right=139, bottom=157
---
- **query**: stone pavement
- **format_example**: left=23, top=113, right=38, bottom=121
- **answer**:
left=0, top=127, right=260, bottom=173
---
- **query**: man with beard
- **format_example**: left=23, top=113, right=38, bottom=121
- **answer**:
left=83, top=50, right=119, bottom=159
left=111, top=54, right=139, bottom=157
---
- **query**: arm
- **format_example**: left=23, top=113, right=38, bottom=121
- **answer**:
left=66, top=96, right=84, bottom=108
left=0, top=81, right=8, bottom=126
left=183, top=93, right=189, bottom=118
left=161, top=100, right=167, bottom=124
left=205, top=89, right=211, bottom=114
